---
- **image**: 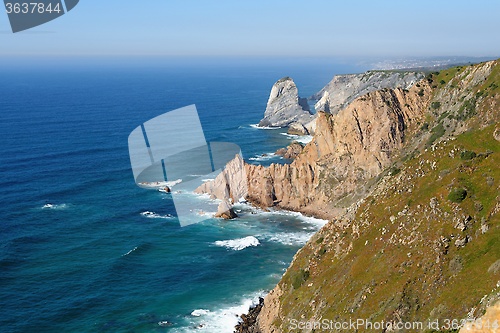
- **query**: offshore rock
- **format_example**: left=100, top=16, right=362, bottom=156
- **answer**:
left=258, top=77, right=314, bottom=128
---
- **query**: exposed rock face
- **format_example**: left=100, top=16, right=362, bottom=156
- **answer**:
left=313, top=71, right=425, bottom=115
left=194, top=154, right=247, bottom=203
left=258, top=77, right=314, bottom=128
left=494, top=126, right=500, bottom=141
left=215, top=199, right=237, bottom=219
left=459, top=300, right=500, bottom=333
left=247, top=81, right=432, bottom=217
left=287, top=122, right=309, bottom=135
left=235, top=298, right=264, bottom=333
left=275, top=141, right=303, bottom=159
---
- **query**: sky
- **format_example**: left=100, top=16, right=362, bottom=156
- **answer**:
left=0, top=0, right=499, bottom=59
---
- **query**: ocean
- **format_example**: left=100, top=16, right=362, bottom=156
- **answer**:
left=0, top=58, right=366, bottom=332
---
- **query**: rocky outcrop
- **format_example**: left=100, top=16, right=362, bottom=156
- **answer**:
left=258, top=77, right=314, bottom=128
left=235, top=298, right=264, bottom=333
left=247, top=81, right=432, bottom=217
left=312, top=70, right=425, bottom=115
left=287, top=122, right=309, bottom=135
left=215, top=199, right=238, bottom=219
left=275, top=141, right=303, bottom=159
left=459, top=300, right=500, bottom=333
left=494, top=126, right=500, bottom=141
left=198, top=78, right=433, bottom=222
left=195, top=154, right=247, bottom=203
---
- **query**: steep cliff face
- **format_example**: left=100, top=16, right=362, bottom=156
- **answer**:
left=247, top=80, right=432, bottom=218
left=253, top=60, right=500, bottom=333
left=258, top=77, right=314, bottom=128
left=313, top=71, right=425, bottom=115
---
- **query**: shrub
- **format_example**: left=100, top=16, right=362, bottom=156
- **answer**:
left=426, top=123, right=445, bottom=147
left=448, top=188, right=467, bottom=203
left=440, top=80, right=446, bottom=85
left=460, top=150, right=477, bottom=160
left=418, top=89, right=425, bottom=97
left=292, top=269, right=310, bottom=289
left=431, top=102, right=441, bottom=109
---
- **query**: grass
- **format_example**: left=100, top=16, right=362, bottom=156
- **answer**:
left=267, top=60, right=500, bottom=333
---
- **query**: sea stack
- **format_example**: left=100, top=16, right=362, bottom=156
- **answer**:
left=258, top=77, right=314, bottom=128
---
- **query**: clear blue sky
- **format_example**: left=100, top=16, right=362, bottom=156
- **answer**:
left=0, top=0, right=499, bottom=58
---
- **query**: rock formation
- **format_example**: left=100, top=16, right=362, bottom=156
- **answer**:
left=312, top=70, right=425, bottom=114
left=258, top=77, right=314, bottom=128
left=215, top=199, right=237, bottom=219
left=275, top=141, right=303, bottom=159
left=287, top=122, right=309, bottom=135
left=239, top=60, right=500, bottom=333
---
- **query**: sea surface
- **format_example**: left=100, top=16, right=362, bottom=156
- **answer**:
left=0, top=58, right=366, bottom=332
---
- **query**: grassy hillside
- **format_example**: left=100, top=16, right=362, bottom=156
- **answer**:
left=269, top=60, right=500, bottom=332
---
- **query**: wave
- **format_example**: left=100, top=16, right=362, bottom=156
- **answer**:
left=214, top=236, right=260, bottom=251
left=262, top=232, right=313, bottom=246
left=140, top=211, right=174, bottom=219
left=138, top=179, right=182, bottom=189
left=171, top=292, right=265, bottom=333
left=249, top=124, right=282, bottom=130
left=191, top=309, right=210, bottom=317
left=248, top=152, right=282, bottom=162
left=280, top=133, right=314, bottom=144
left=122, top=246, right=138, bottom=257
left=41, top=203, right=68, bottom=210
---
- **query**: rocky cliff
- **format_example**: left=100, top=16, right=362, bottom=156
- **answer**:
left=249, top=60, right=500, bottom=333
left=313, top=70, right=425, bottom=115
left=258, top=77, right=314, bottom=128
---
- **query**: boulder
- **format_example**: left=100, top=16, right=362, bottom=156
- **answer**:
left=215, top=200, right=238, bottom=220
left=494, top=126, right=500, bottom=142
left=287, top=122, right=309, bottom=135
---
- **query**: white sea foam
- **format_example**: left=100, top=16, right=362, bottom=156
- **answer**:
left=171, top=292, right=265, bottom=333
left=214, top=236, right=260, bottom=251
left=280, top=133, right=314, bottom=144
left=139, top=179, right=182, bottom=189
left=41, top=203, right=68, bottom=210
left=264, top=232, right=312, bottom=246
left=248, top=152, right=282, bottom=162
left=249, top=124, right=282, bottom=130
left=191, top=309, right=210, bottom=317
left=259, top=209, right=328, bottom=228
left=140, top=211, right=174, bottom=219
left=122, top=246, right=138, bottom=256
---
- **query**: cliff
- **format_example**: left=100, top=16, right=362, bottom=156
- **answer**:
left=251, top=60, right=500, bottom=333
left=313, top=70, right=425, bottom=114
left=258, top=77, right=314, bottom=128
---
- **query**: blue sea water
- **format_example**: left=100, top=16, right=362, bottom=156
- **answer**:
left=0, top=58, right=365, bottom=333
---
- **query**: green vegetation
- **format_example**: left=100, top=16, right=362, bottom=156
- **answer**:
left=291, top=269, right=310, bottom=289
left=418, top=89, right=425, bottom=96
left=460, top=150, right=477, bottom=160
left=448, top=188, right=468, bottom=203
left=271, top=60, right=500, bottom=333
left=426, top=123, right=445, bottom=147
left=431, top=101, right=441, bottom=109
